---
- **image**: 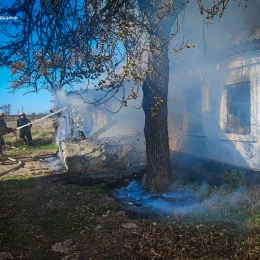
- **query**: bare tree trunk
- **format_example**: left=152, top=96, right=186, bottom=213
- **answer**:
left=137, top=0, right=186, bottom=192
left=142, top=25, right=172, bottom=192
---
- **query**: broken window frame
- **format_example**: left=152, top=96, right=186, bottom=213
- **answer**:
left=225, top=80, right=251, bottom=135
left=185, top=85, right=204, bottom=134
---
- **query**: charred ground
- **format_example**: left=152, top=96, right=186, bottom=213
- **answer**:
left=0, top=123, right=260, bottom=259
left=1, top=162, right=260, bottom=259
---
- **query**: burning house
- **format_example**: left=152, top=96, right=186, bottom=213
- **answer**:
left=167, top=3, right=260, bottom=182
left=53, top=2, right=260, bottom=183
left=54, top=88, right=146, bottom=175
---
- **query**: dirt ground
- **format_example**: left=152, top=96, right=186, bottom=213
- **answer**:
left=0, top=149, right=259, bottom=260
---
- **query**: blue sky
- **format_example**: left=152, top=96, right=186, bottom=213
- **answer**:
left=0, top=68, right=53, bottom=114
left=0, top=0, right=124, bottom=115
left=0, top=0, right=52, bottom=114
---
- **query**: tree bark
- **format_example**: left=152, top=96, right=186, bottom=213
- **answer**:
left=142, top=24, right=173, bottom=192
left=137, top=0, right=186, bottom=192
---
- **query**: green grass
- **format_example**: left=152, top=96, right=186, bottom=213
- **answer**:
left=4, top=143, right=58, bottom=156
left=4, top=131, right=54, bottom=145
left=3, top=131, right=58, bottom=156
left=38, top=142, right=57, bottom=150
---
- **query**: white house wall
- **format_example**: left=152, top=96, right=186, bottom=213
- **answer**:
left=168, top=53, right=260, bottom=170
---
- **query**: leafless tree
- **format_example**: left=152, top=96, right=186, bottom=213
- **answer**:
left=0, top=104, right=11, bottom=115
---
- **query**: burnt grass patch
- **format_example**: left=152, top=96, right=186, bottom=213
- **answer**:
left=53, top=169, right=144, bottom=191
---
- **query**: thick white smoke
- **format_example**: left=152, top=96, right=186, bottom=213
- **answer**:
left=53, top=86, right=145, bottom=142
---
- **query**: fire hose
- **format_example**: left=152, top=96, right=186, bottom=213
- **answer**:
left=0, top=156, right=24, bottom=177
left=0, top=108, right=66, bottom=176
left=0, top=152, right=59, bottom=177
left=16, top=107, right=67, bottom=130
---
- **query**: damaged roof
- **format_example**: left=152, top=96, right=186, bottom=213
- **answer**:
left=230, top=18, right=260, bottom=46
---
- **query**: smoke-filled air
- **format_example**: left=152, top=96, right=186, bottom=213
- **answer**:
left=1, top=1, right=260, bottom=259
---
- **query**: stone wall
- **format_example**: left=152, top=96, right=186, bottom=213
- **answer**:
left=61, top=136, right=146, bottom=175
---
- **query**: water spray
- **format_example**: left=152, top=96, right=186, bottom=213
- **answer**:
left=16, top=107, right=67, bottom=130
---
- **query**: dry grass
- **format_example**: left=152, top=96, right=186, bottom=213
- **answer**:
left=3, top=118, right=57, bottom=156
left=6, top=117, right=54, bottom=133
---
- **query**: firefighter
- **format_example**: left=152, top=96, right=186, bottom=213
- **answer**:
left=0, top=112, right=14, bottom=154
left=17, top=112, right=33, bottom=145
